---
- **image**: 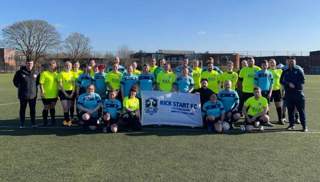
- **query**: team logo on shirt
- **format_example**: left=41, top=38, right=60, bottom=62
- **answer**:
left=145, top=97, right=158, bottom=115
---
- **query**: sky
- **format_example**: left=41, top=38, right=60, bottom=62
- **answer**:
left=0, top=0, right=320, bottom=54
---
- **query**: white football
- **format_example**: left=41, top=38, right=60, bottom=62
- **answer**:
left=222, top=122, right=230, bottom=131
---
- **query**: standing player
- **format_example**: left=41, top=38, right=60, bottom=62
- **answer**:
left=132, top=61, right=141, bottom=75
left=243, top=87, right=272, bottom=132
left=106, top=63, right=123, bottom=100
left=13, top=60, right=39, bottom=128
left=269, top=59, right=285, bottom=124
left=175, top=58, right=192, bottom=77
left=192, top=59, right=202, bottom=90
left=238, top=57, right=261, bottom=112
left=149, top=58, right=158, bottom=73
left=107, top=57, right=126, bottom=73
left=58, top=61, right=76, bottom=126
left=121, top=65, right=138, bottom=98
left=39, top=60, right=59, bottom=126
left=175, top=67, right=194, bottom=93
left=94, top=64, right=107, bottom=100
left=156, top=63, right=176, bottom=92
left=219, top=61, right=238, bottom=90
left=202, top=93, right=226, bottom=133
left=77, top=84, right=102, bottom=131
left=218, top=80, right=240, bottom=129
left=70, top=61, right=83, bottom=120
left=280, top=57, right=307, bottom=132
left=154, top=58, right=166, bottom=80
left=254, top=60, right=273, bottom=102
left=102, top=90, right=122, bottom=133
left=202, top=57, right=223, bottom=73
left=201, top=63, right=220, bottom=94
left=77, top=65, right=95, bottom=96
left=89, top=59, right=96, bottom=77
left=138, top=64, right=155, bottom=96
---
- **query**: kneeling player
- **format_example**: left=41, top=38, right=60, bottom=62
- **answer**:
left=243, top=87, right=271, bottom=132
left=102, top=90, right=122, bottom=133
left=118, top=86, right=141, bottom=131
left=218, top=80, right=241, bottom=129
left=77, top=84, right=102, bottom=131
left=203, top=93, right=226, bottom=133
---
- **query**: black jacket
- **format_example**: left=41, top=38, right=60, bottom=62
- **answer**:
left=280, top=66, right=305, bottom=95
left=13, top=66, right=39, bottom=100
left=192, top=87, right=214, bottom=107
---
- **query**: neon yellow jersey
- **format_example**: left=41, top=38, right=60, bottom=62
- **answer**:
left=192, top=67, right=202, bottom=89
left=123, top=96, right=140, bottom=111
left=58, top=71, right=75, bottom=91
left=239, top=66, right=261, bottom=93
left=73, top=69, right=83, bottom=80
left=201, top=70, right=220, bottom=93
left=133, top=69, right=141, bottom=75
left=39, top=71, right=59, bottom=99
left=105, top=71, right=122, bottom=90
left=156, top=71, right=176, bottom=92
left=149, top=65, right=158, bottom=73
left=269, top=69, right=282, bottom=91
left=244, top=96, right=268, bottom=116
left=90, top=69, right=96, bottom=78
left=219, top=71, right=238, bottom=90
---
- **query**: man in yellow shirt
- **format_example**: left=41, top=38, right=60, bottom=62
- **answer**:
left=192, top=59, right=202, bottom=89
left=238, top=57, right=261, bottom=112
left=71, top=61, right=83, bottom=120
left=106, top=63, right=123, bottom=100
left=156, top=63, right=176, bottom=92
left=39, top=60, right=59, bottom=126
left=132, top=61, right=141, bottom=75
left=201, top=63, right=220, bottom=94
left=149, top=58, right=158, bottom=73
left=219, top=61, right=238, bottom=90
left=243, top=87, right=273, bottom=132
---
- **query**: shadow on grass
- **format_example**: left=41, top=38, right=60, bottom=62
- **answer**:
left=0, top=118, right=291, bottom=137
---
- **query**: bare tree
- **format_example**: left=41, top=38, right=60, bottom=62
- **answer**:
left=117, top=45, right=134, bottom=59
left=2, top=20, right=61, bottom=62
left=64, top=32, right=91, bottom=62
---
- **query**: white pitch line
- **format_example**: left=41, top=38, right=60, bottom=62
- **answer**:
left=0, top=102, right=19, bottom=106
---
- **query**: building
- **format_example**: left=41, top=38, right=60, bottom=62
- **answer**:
left=131, top=50, right=240, bottom=70
left=0, top=48, right=16, bottom=71
left=309, top=51, right=320, bottom=74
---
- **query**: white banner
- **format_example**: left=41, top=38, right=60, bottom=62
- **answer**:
left=141, top=91, right=203, bottom=127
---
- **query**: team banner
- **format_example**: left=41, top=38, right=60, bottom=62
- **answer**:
left=141, top=91, right=203, bottom=127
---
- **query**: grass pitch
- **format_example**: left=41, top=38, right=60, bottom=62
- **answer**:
left=0, top=73, right=319, bottom=182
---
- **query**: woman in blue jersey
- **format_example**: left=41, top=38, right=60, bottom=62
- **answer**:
left=77, top=84, right=102, bottom=131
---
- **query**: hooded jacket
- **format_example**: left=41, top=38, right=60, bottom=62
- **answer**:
left=13, top=66, right=39, bottom=100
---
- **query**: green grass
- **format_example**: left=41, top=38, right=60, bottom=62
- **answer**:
left=0, top=73, right=319, bottom=182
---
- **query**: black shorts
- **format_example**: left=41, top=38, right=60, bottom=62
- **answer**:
left=270, top=90, right=282, bottom=102
left=59, top=90, right=74, bottom=100
left=242, top=92, right=254, bottom=103
left=261, top=91, right=270, bottom=103
left=225, top=110, right=239, bottom=118
left=245, top=115, right=264, bottom=125
left=103, top=112, right=119, bottom=125
left=42, top=98, right=58, bottom=105
left=206, top=116, right=221, bottom=123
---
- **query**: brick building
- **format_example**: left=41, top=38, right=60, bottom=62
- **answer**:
left=0, top=48, right=16, bottom=71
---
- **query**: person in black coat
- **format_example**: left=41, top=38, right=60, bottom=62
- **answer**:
left=13, top=60, right=39, bottom=128
left=280, top=57, right=307, bottom=132
left=192, top=79, right=214, bottom=107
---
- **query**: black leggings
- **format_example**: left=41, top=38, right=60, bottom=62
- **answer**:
left=19, top=98, right=37, bottom=126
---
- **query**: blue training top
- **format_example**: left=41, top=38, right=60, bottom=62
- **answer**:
left=254, top=70, right=273, bottom=91
left=202, top=100, right=225, bottom=118
left=77, top=92, right=102, bottom=118
left=217, top=89, right=239, bottom=112
left=175, top=75, right=194, bottom=93
left=103, top=99, right=122, bottom=119
left=121, top=73, right=138, bottom=97
left=77, top=73, right=94, bottom=93
left=94, top=72, right=107, bottom=98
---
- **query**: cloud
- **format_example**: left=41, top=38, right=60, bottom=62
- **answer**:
left=197, top=31, right=207, bottom=36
